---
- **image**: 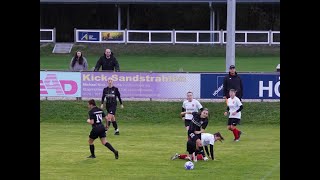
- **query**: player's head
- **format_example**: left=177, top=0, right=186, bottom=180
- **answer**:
left=229, top=89, right=236, bottom=98
left=107, top=77, right=114, bottom=86
left=105, top=48, right=112, bottom=57
left=200, top=108, right=209, bottom=118
left=214, top=132, right=224, bottom=143
left=229, top=65, right=236, bottom=75
left=88, top=99, right=96, bottom=109
left=75, top=50, right=82, bottom=58
left=186, top=91, right=193, bottom=101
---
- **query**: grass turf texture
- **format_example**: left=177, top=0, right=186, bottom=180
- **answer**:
left=40, top=101, right=279, bottom=180
left=40, top=44, right=279, bottom=72
left=40, top=55, right=279, bottom=72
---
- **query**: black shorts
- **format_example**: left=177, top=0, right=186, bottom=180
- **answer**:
left=188, top=131, right=201, bottom=142
left=89, top=125, right=106, bottom=139
left=228, top=118, right=240, bottom=126
left=106, top=104, right=117, bottom=115
left=186, top=140, right=196, bottom=154
left=185, top=119, right=192, bottom=127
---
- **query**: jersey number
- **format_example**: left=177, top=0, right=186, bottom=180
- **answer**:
left=189, top=133, right=195, bottom=138
left=96, top=114, right=102, bottom=123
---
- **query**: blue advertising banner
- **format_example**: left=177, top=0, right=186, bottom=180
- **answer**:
left=200, top=73, right=280, bottom=99
left=78, top=31, right=100, bottom=42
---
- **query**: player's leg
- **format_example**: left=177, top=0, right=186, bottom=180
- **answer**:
left=106, top=104, right=112, bottom=127
left=185, top=120, right=191, bottom=140
left=99, top=129, right=119, bottom=159
left=230, top=119, right=239, bottom=141
left=88, top=129, right=98, bottom=158
left=186, top=140, right=196, bottom=161
left=110, top=106, right=119, bottom=135
left=170, top=153, right=180, bottom=160
left=232, top=118, right=241, bottom=141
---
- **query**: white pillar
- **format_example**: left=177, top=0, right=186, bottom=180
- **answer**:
left=225, top=0, right=236, bottom=72
left=118, top=5, right=121, bottom=30
left=209, top=4, right=215, bottom=44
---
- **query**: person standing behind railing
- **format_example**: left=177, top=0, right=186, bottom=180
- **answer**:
left=94, top=49, right=120, bottom=72
left=69, top=50, right=88, bottom=71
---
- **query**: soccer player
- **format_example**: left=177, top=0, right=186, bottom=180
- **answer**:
left=171, top=132, right=224, bottom=161
left=101, top=77, right=124, bottom=135
left=180, top=92, right=203, bottom=133
left=86, top=99, right=119, bottom=159
left=224, top=89, right=243, bottom=141
left=186, top=108, right=209, bottom=161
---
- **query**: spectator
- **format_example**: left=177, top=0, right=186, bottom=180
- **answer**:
left=94, top=49, right=120, bottom=72
left=69, top=51, right=88, bottom=71
left=223, top=65, right=243, bottom=101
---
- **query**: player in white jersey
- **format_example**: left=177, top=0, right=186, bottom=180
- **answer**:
left=224, top=89, right=243, bottom=142
left=180, top=92, right=203, bottom=134
left=170, top=132, right=224, bottom=161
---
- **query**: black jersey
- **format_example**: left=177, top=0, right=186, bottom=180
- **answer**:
left=188, top=112, right=208, bottom=132
left=101, top=86, right=123, bottom=105
left=88, top=106, right=106, bottom=127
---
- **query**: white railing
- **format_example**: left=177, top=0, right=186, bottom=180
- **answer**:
left=127, top=30, right=173, bottom=44
left=40, top=29, right=55, bottom=43
left=74, top=29, right=280, bottom=45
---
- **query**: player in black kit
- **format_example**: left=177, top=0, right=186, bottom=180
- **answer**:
left=101, top=77, right=124, bottom=135
left=87, top=99, right=119, bottom=159
left=186, top=108, right=209, bottom=161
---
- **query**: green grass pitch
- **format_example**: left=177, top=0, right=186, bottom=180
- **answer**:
left=40, top=101, right=280, bottom=180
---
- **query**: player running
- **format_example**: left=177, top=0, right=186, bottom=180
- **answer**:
left=86, top=99, right=119, bottom=159
left=224, top=89, right=244, bottom=142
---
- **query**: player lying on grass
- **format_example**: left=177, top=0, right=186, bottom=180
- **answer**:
left=171, top=132, right=224, bottom=161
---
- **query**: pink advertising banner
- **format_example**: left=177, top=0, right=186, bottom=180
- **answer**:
left=81, top=72, right=200, bottom=99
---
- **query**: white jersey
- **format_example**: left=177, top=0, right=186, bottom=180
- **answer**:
left=182, top=99, right=203, bottom=120
left=227, top=96, right=243, bottom=119
left=201, top=133, right=215, bottom=146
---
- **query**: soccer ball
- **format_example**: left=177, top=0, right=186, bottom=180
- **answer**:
left=184, top=161, right=194, bottom=170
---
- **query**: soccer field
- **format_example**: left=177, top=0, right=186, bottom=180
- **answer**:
left=40, top=55, right=279, bottom=72
left=40, top=101, right=280, bottom=180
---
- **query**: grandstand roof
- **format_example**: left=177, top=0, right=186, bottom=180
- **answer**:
left=40, top=0, right=280, bottom=4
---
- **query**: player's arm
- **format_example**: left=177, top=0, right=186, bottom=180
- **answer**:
left=195, top=122, right=208, bottom=134
left=94, top=57, right=102, bottom=71
left=102, top=111, right=108, bottom=130
left=180, top=107, right=186, bottom=118
left=209, top=144, right=214, bottom=160
left=116, top=88, right=124, bottom=108
left=87, top=112, right=94, bottom=125
left=113, top=57, right=120, bottom=72
left=101, top=88, right=106, bottom=108
left=224, top=106, right=230, bottom=116
left=236, top=105, right=243, bottom=113
left=180, top=109, right=192, bottom=116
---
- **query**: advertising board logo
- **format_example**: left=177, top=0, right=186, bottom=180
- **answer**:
left=78, top=31, right=99, bottom=41
left=212, top=76, right=225, bottom=97
left=259, top=76, right=280, bottom=97
left=81, top=33, right=88, bottom=40
left=40, top=74, right=78, bottom=95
